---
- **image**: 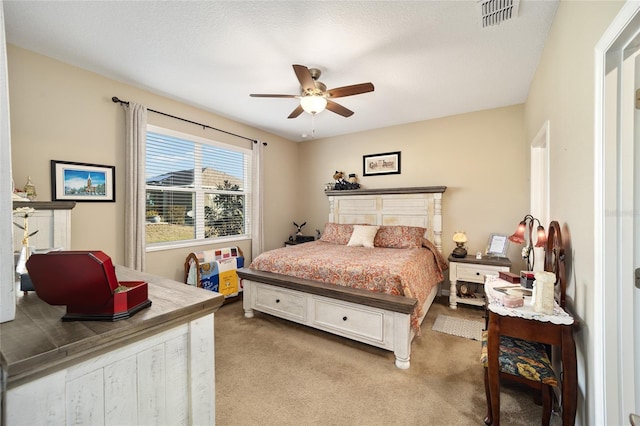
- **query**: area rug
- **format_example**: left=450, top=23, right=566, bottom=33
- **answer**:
left=432, top=314, right=484, bottom=341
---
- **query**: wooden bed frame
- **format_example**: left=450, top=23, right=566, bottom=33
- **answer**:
left=237, top=186, right=446, bottom=369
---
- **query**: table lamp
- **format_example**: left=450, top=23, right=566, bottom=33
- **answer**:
left=508, top=214, right=546, bottom=270
left=452, top=231, right=468, bottom=258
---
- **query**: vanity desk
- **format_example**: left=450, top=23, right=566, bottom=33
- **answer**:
left=485, top=276, right=577, bottom=425
left=483, top=221, right=577, bottom=426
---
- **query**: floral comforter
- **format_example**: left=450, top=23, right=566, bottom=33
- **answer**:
left=249, top=240, right=448, bottom=335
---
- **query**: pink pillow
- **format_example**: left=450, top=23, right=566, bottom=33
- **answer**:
left=320, top=223, right=355, bottom=245
left=374, top=226, right=426, bottom=249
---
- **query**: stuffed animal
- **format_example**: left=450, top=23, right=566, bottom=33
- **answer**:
left=332, top=170, right=360, bottom=190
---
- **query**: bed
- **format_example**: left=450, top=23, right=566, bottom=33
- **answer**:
left=237, top=186, right=447, bottom=369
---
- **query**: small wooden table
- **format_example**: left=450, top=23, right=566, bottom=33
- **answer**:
left=485, top=276, right=577, bottom=425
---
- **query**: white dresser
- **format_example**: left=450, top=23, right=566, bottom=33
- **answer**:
left=1, top=267, right=224, bottom=425
left=12, top=201, right=75, bottom=251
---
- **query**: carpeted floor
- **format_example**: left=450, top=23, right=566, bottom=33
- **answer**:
left=214, top=295, right=561, bottom=425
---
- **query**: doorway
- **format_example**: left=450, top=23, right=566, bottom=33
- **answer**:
left=530, top=120, right=550, bottom=272
left=595, top=3, right=640, bottom=424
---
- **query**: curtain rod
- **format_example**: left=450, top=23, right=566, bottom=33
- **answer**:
left=111, top=96, right=266, bottom=145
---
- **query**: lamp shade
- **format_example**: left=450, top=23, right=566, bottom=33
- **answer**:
left=534, top=225, right=547, bottom=247
left=452, top=232, right=467, bottom=244
left=300, top=95, right=327, bottom=114
left=451, top=231, right=468, bottom=258
left=508, top=221, right=527, bottom=244
left=509, top=214, right=548, bottom=271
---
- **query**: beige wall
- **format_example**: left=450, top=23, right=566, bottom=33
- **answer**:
left=298, top=105, right=529, bottom=268
left=8, top=45, right=299, bottom=281
left=7, top=6, right=630, bottom=420
left=524, top=1, right=624, bottom=424
left=6, top=2, right=633, bottom=421
left=8, top=45, right=533, bottom=283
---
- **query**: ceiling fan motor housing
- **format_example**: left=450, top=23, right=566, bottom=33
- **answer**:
left=305, top=68, right=326, bottom=95
left=308, top=68, right=322, bottom=80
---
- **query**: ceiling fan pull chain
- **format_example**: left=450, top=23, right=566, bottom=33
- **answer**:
left=311, top=113, right=316, bottom=139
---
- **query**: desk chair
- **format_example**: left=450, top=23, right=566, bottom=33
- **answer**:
left=480, top=221, right=568, bottom=425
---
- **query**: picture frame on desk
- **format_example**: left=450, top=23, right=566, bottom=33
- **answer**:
left=486, top=233, right=509, bottom=258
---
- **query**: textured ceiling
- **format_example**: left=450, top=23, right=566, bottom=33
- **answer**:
left=3, top=1, right=558, bottom=142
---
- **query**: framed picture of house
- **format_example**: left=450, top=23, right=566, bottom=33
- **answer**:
left=363, top=151, right=401, bottom=176
left=51, top=160, right=115, bottom=202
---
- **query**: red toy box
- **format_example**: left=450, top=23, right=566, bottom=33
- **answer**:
left=26, top=250, right=151, bottom=321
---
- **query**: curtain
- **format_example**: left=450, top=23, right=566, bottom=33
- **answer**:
left=124, top=102, right=147, bottom=271
left=251, top=141, right=265, bottom=259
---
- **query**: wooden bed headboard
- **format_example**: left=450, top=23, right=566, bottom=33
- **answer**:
left=325, top=186, right=447, bottom=252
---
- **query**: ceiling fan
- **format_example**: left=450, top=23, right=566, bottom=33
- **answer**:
left=250, top=64, right=374, bottom=119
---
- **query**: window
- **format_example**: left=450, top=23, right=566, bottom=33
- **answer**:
left=145, top=126, right=251, bottom=248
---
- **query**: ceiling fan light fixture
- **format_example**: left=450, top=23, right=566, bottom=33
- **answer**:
left=300, top=95, right=327, bottom=114
left=250, top=64, right=373, bottom=119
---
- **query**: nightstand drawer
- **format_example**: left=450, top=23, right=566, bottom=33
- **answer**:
left=456, top=264, right=502, bottom=283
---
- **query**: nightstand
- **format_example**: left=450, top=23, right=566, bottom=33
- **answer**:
left=284, top=235, right=314, bottom=247
left=448, top=255, right=511, bottom=309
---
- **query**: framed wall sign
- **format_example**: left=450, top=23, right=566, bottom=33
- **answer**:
left=363, top=151, right=401, bottom=176
left=51, top=160, right=116, bottom=202
left=486, top=233, right=509, bottom=258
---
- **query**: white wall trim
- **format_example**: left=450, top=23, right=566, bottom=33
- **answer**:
left=530, top=120, right=550, bottom=223
left=0, top=0, right=16, bottom=323
left=530, top=120, right=550, bottom=272
left=594, top=2, right=640, bottom=424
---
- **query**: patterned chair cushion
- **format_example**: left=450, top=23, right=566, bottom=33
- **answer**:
left=480, top=330, right=558, bottom=386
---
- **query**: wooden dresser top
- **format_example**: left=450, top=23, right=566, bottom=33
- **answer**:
left=1, top=266, right=223, bottom=387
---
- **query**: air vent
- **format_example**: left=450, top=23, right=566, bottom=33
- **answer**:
left=478, top=0, right=520, bottom=27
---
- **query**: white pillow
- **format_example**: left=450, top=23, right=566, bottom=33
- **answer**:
left=347, top=225, right=380, bottom=248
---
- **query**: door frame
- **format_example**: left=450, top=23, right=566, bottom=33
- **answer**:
left=595, top=2, right=640, bottom=424
left=530, top=120, right=550, bottom=272
left=530, top=119, right=550, bottom=228
left=0, top=1, right=16, bottom=323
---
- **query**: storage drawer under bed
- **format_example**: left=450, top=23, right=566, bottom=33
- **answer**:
left=312, top=297, right=385, bottom=343
left=253, top=284, right=306, bottom=322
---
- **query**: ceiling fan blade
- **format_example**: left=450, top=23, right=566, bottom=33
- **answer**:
left=293, top=64, right=316, bottom=92
left=287, top=105, right=304, bottom=119
left=250, top=94, right=297, bottom=98
left=326, top=100, right=354, bottom=117
left=326, top=82, right=375, bottom=98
